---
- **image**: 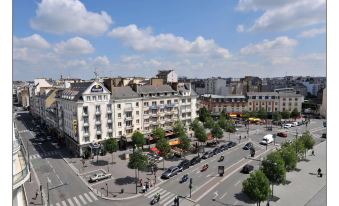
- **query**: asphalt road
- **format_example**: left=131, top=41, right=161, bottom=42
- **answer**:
left=15, top=108, right=326, bottom=206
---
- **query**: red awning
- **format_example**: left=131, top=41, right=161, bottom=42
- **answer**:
left=151, top=147, right=160, bottom=154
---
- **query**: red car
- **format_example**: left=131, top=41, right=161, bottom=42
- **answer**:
left=277, top=132, right=288, bottom=137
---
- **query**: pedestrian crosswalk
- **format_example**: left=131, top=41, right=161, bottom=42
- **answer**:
left=18, top=130, right=29, bottom=133
left=144, top=186, right=179, bottom=206
left=50, top=191, right=98, bottom=206
left=30, top=151, right=60, bottom=159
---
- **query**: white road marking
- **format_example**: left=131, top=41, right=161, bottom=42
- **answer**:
left=67, top=199, right=75, bottom=206
left=89, top=191, right=98, bottom=200
left=56, top=203, right=61, bottom=206
left=83, top=192, right=93, bottom=202
left=61, top=201, right=67, bottom=206
left=220, top=191, right=228, bottom=199
left=206, top=172, right=214, bottom=177
left=146, top=188, right=164, bottom=198
left=213, top=191, right=219, bottom=199
left=72, top=196, right=81, bottom=206
left=234, top=200, right=239, bottom=205
left=234, top=180, right=241, bottom=186
left=161, top=193, right=176, bottom=205
left=56, top=174, right=63, bottom=185
left=78, top=194, right=87, bottom=204
left=159, top=192, right=175, bottom=204
left=47, top=176, right=52, bottom=184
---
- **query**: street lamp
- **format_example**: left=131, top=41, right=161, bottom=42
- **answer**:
left=106, top=183, right=108, bottom=196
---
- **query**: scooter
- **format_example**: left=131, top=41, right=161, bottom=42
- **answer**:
left=218, top=155, right=224, bottom=162
left=150, top=194, right=160, bottom=205
left=201, top=164, right=209, bottom=172
left=180, top=174, right=188, bottom=183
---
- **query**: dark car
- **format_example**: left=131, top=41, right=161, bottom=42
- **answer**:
left=190, top=156, right=202, bottom=165
left=321, top=133, right=326, bottom=139
left=227, top=141, right=237, bottom=148
left=243, top=142, right=253, bottom=150
left=277, top=132, right=288, bottom=137
left=241, top=164, right=254, bottom=174
left=161, top=166, right=180, bottom=179
left=206, top=140, right=218, bottom=147
left=177, top=159, right=190, bottom=172
left=202, top=151, right=214, bottom=159
left=219, top=144, right=228, bottom=151
left=213, top=147, right=221, bottom=155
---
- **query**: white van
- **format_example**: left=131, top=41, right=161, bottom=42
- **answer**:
left=292, top=122, right=298, bottom=127
left=260, top=134, right=274, bottom=145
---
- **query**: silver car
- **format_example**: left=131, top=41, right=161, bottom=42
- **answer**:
left=89, top=172, right=112, bottom=183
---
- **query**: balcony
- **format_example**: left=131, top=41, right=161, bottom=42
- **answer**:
left=96, top=130, right=101, bottom=135
left=82, top=112, right=88, bottom=117
left=159, top=113, right=165, bottom=117
left=95, top=121, right=101, bottom=125
left=143, top=113, right=150, bottom=118
left=95, top=110, right=101, bottom=115
left=124, top=107, right=133, bottom=112
left=165, top=103, right=178, bottom=108
left=144, top=122, right=150, bottom=126
left=124, top=116, right=133, bottom=121
left=107, top=119, right=112, bottom=124
left=158, top=105, right=165, bottom=109
left=125, top=124, right=134, bottom=129
left=84, top=132, right=89, bottom=137
left=13, top=148, right=30, bottom=190
left=151, top=113, right=158, bottom=117
left=107, top=110, right=112, bottom=114
left=159, top=119, right=165, bottom=124
left=143, top=106, right=149, bottom=110
left=83, top=122, right=89, bottom=127
left=149, top=105, right=158, bottom=110
left=108, top=128, right=113, bottom=133
left=171, top=110, right=178, bottom=114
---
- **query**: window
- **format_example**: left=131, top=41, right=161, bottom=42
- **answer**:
left=152, top=101, right=156, bottom=106
left=108, top=114, right=112, bottom=120
left=174, top=99, right=178, bottom=103
left=96, top=116, right=100, bottom=122
left=108, top=124, right=112, bottom=129
left=119, top=131, right=122, bottom=136
left=295, top=98, right=298, bottom=101
left=107, top=104, right=111, bottom=111
left=96, top=125, right=101, bottom=131
left=136, top=102, right=139, bottom=107
left=86, top=96, right=90, bottom=101
left=182, top=99, right=186, bottom=103
left=136, top=111, right=139, bottom=116
left=144, top=102, right=149, bottom=106
left=268, top=102, right=271, bottom=105
left=104, top=95, right=107, bottom=100
left=167, top=100, right=171, bottom=104
left=295, top=103, right=298, bottom=106
left=136, top=119, right=140, bottom=124
left=84, top=127, right=89, bottom=133
left=126, top=129, right=133, bottom=134
left=188, top=99, right=191, bottom=103
left=160, top=100, right=164, bottom=104
left=83, top=106, right=88, bottom=114
left=126, top=120, right=132, bottom=126
left=249, top=102, right=252, bottom=105
left=283, top=98, right=286, bottom=101
left=92, top=96, right=96, bottom=101
left=126, top=112, right=132, bottom=117
left=265, top=96, right=269, bottom=99
left=96, top=105, right=100, bottom=112
left=98, top=95, right=102, bottom=101
left=118, top=122, right=121, bottom=127
left=97, top=135, right=101, bottom=140
left=117, top=104, right=121, bottom=109
left=84, top=117, right=88, bottom=123
left=283, top=103, right=286, bottom=106
left=118, top=113, right=121, bottom=118
left=108, top=132, right=112, bottom=138
left=289, top=98, right=292, bottom=101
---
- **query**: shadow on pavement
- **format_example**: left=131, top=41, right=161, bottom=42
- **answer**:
left=234, top=192, right=256, bottom=204
left=91, top=160, right=109, bottom=166
left=115, top=176, right=137, bottom=185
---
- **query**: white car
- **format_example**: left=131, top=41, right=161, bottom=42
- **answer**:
left=283, top=124, right=292, bottom=129
left=89, top=172, right=112, bottom=182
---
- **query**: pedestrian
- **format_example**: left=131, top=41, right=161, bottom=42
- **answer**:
left=145, top=182, right=149, bottom=191
left=142, top=185, right=146, bottom=193
left=311, top=150, right=315, bottom=156
left=317, top=168, right=322, bottom=176
left=244, top=135, right=247, bottom=139
left=139, top=178, right=142, bottom=186
left=34, top=190, right=38, bottom=199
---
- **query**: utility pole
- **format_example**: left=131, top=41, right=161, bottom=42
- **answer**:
left=189, top=178, right=192, bottom=198
left=27, top=141, right=31, bottom=182
left=47, top=181, right=49, bottom=206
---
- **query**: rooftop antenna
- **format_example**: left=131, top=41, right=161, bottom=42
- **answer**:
left=94, top=68, right=99, bottom=80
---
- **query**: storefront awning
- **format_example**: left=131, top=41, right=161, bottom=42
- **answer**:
left=168, top=138, right=180, bottom=146
left=150, top=147, right=160, bottom=154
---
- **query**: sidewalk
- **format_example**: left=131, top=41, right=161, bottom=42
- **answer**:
left=271, top=140, right=326, bottom=206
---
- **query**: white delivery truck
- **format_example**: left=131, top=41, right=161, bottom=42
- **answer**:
left=260, top=134, right=274, bottom=145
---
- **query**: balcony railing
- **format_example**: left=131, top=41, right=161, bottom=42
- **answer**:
left=84, top=132, right=89, bottom=137
left=149, top=105, right=158, bottom=110
left=124, top=107, right=133, bottom=112
left=95, top=121, right=101, bottom=125
left=83, top=122, right=89, bottom=127
left=107, top=110, right=112, bottom=114
left=96, top=130, right=101, bottom=135
left=82, top=112, right=88, bottom=117
left=95, top=110, right=101, bottom=115
left=125, top=125, right=134, bottom=129
left=151, top=113, right=158, bottom=117
left=107, top=119, right=112, bottom=123
left=124, top=116, right=133, bottom=121
left=108, top=128, right=113, bottom=133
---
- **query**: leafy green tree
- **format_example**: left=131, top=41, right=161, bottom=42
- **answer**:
left=128, top=149, right=148, bottom=193
left=211, top=124, right=223, bottom=140
left=198, top=107, right=211, bottom=123
left=156, top=137, right=171, bottom=169
left=290, top=108, right=299, bottom=119
left=104, top=138, right=118, bottom=164
left=190, top=119, right=202, bottom=132
left=292, top=138, right=306, bottom=160
left=204, top=116, right=215, bottom=129
left=132, top=131, right=146, bottom=149
left=299, top=131, right=315, bottom=159
left=225, top=123, right=236, bottom=133
left=279, top=145, right=298, bottom=171
left=257, top=108, right=268, bottom=120
left=173, top=120, right=186, bottom=138
left=261, top=152, right=286, bottom=197
left=218, top=115, right=227, bottom=130
left=152, top=127, right=165, bottom=140
left=272, top=112, right=282, bottom=122
left=194, top=125, right=208, bottom=152
left=280, top=111, right=290, bottom=119
left=242, top=112, right=250, bottom=119
left=178, top=135, right=191, bottom=158
left=243, top=170, right=271, bottom=206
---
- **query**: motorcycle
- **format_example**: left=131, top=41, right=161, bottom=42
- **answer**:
left=218, top=155, right=224, bottom=162
left=150, top=194, right=160, bottom=205
left=180, top=174, right=188, bottom=183
left=201, top=164, right=209, bottom=172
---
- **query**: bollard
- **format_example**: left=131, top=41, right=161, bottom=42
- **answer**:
left=121, top=188, right=124, bottom=194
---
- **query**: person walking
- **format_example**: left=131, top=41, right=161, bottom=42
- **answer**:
left=145, top=182, right=149, bottom=192
left=317, top=168, right=322, bottom=176
left=311, top=150, right=315, bottom=156
left=142, top=185, right=146, bottom=193
left=34, top=190, right=38, bottom=200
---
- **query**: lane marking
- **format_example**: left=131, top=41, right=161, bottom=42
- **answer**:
left=56, top=203, right=61, bottom=206
left=159, top=192, right=175, bottom=204
left=67, top=198, right=75, bottom=206
left=89, top=191, right=98, bottom=201
left=234, top=180, right=241, bottom=186
left=220, top=191, right=228, bottom=199
left=72, top=196, right=81, bottom=206
left=161, top=194, right=176, bottom=205
left=61, top=200, right=67, bottom=206
left=206, top=172, right=214, bottom=177
left=78, top=194, right=87, bottom=205
left=146, top=188, right=164, bottom=198
left=83, top=192, right=93, bottom=202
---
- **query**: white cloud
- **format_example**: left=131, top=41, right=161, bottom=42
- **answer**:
left=54, top=37, right=95, bottom=55
left=298, top=53, right=326, bottom=61
left=240, top=36, right=298, bottom=55
left=108, top=24, right=231, bottom=59
left=236, top=25, right=245, bottom=32
left=13, top=34, right=50, bottom=49
left=30, top=0, right=113, bottom=35
left=236, top=0, right=325, bottom=32
left=93, top=56, right=110, bottom=66
left=298, top=27, right=326, bottom=38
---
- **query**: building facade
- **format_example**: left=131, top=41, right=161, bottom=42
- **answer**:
left=200, top=94, right=248, bottom=115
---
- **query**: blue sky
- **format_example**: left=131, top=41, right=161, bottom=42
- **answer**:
left=13, top=0, right=326, bottom=81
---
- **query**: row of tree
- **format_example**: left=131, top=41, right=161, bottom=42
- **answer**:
left=242, top=108, right=300, bottom=121
left=242, top=131, right=315, bottom=206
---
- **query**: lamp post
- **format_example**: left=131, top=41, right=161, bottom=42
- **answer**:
left=106, top=183, right=108, bottom=197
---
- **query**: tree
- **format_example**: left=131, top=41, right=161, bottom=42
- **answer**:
left=198, top=107, right=211, bottom=123
left=272, top=112, right=282, bottom=122
left=173, top=120, right=186, bottom=138
left=299, top=131, right=315, bottom=159
left=156, top=137, right=171, bottom=169
left=261, top=152, right=286, bottom=198
left=211, top=124, right=223, bottom=140
left=242, top=112, right=251, bottom=119
left=257, top=108, right=267, bottom=120
left=127, top=149, right=148, bottom=193
left=152, top=127, right=165, bottom=140
left=218, top=115, right=227, bottom=130
left=194, top=125, right=208, bottom=153
left=132, top=131, right=146, bottom=149
left=243, top=170, right=271, bottom=206
left=279, top=145, right=298, bottom=171
left=190, top=119, right=201, bottom=132
left=280, top=111, right=290, bottom=119
left=178, top=135, right=191, bottom=157
left=104, top=138, right=118, bottom=165
left=290, top=108, right=299, bottom=119
left=204, top=116, right=215, bottom=129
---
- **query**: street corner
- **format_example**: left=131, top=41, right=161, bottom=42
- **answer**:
left=80, top=168, right=111, bottom=184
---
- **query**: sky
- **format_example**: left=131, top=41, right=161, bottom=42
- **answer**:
left=13, top=0, right=326, bottom=81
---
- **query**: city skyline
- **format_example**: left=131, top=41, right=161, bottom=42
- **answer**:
left=14, top=0, right=326, bottom=81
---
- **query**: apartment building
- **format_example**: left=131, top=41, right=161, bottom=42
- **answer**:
left=278, top=92, right=304, bottom=112
left=200, top=94, right=248, bottom=114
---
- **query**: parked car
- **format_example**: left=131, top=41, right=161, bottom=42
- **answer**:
left=190, top=156, right=202, bottom=165
left=147, top=153, right=163, bottom=162
left=283, top=124, right=292, bottom=129
left=177, top=159, right=190, bottom=172
left=321, top=133, right=327, bottom=139
left=260, top=134, right=274, bottom=145
left=323, top=121, right=326, bottom=127
left=89, top=172, right=112, bottom=183
left=277, top=132, right=288, bottom=137
left=202, top=151, right=214, bottom=159
left=219, top=144, right=229, bottom=151
left=212, top=147, right=221, bottom=155
left=226, top=141, right=237, bottom=148
left=243, top=142, right=253, bottom=150
left=161, top=166, right=180, bottom=179
left=206, top=140, right=218, bottom=147
left=241, top=164, right=254, bottom=174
